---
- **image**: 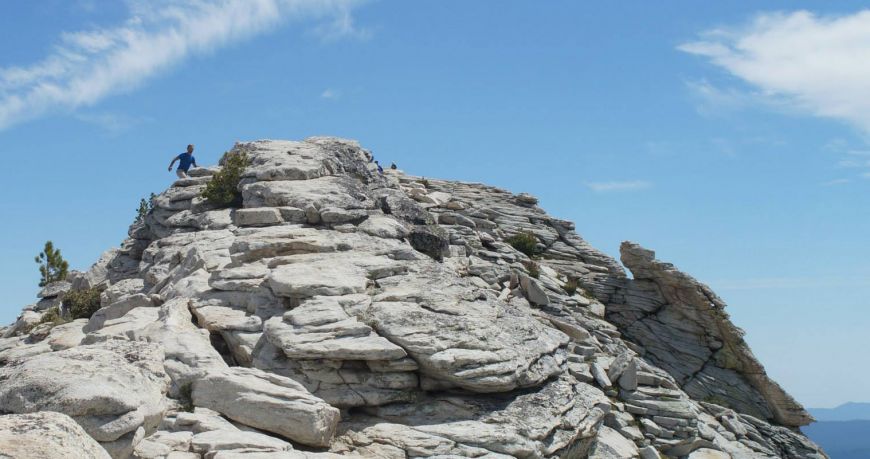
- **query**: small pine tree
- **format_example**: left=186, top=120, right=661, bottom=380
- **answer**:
left=202, top=151, right=249, bottom=207
left=136, top=198, right=149, bottom=222
left=135, top=193, right=158, bottom=223
left=34, top=241, right=69, bottom=287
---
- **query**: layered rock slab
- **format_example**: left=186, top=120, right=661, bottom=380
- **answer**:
left=610, top=242, right=813, bottom=427
left=192, top=367, right=340, bottom=447
left=0, top=411, right=111, bottom=459
left=0, top=340, right=168, bottom=457
left=368, top=268, right=569, bottom=392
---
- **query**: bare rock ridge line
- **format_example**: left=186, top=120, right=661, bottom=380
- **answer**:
left=611, top=243, right=812, bottom=428
left=0, top=137, right=826, bottom=458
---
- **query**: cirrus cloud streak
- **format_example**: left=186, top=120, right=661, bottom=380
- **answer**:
left=0, top=0, right=369, bottom=130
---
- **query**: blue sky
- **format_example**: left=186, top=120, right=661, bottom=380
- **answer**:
left=1, top=1, right=868, bottom=408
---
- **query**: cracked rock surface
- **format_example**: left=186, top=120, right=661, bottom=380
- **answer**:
left=0, top=137, right=826, bottom=458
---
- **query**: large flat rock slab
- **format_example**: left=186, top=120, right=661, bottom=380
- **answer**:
left=0, top=340, right=169, bottom=456
left=268, top=262, right=368, bottom=298
left=264, top=296, right=406, bottom=361
left=368, top=272, right=568, bottom=392
left=242, top=176, right=374, bottom=210
left=192, top=367, right=340, bottom=447
left=0, top=411, right=111, bottom=459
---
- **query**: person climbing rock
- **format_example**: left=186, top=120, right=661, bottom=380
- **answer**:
left=168, top=144, right=198, bottom=179
left=390, top=162, right=397, bottom=170
left=374, top=160, right=384, bottom=174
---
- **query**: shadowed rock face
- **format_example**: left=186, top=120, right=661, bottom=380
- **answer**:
left=0, top=137, right=826, bottom=459
left=609, top=242, right=813, bottom=428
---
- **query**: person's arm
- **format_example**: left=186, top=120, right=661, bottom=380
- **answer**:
left=167, top=155, right=179, bottom=171
left=192, top=157, right=198, bottom=168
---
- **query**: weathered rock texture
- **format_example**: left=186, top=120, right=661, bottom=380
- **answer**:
left=0, top=137, right=826, bottom=459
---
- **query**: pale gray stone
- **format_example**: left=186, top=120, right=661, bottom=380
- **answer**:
left=590, top=426, right=639, bottom=459
left=234, top=208, right=283, bottom=227
left=268, top=263, right=368, bottom=298
left=639, top=445, right=663, bottom=459
left=619, top=358, right=639, bottom=391
left=591, top=362, right=613, bottom=389
left=85, top=293, right=153, bottom=332
left=0, top=411, right=111, bottom=459
left=190, top=429, right=293, bottom=454
left=687, top=449, right=731, bottom=459
left=38, top=280, right=71, bottom=299
left=518, top=273, right=549, bottom=306
left=192, top=367, right=340, bottom=447
left=358, top=215, right=408, bottom=239
left=0, top=340, right=168, bottom=455
left=263, top=296, right=406, bottom=361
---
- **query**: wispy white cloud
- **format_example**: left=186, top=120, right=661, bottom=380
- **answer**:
left=821, top=178, right=851, bottom=186
left=822, top=137, right=870, bottom=179
left=75, top=111, right=149, bottom=134
left=320, top=88, right=340, bottom=99
left=311, top=6, right=371, bottom=42
left=836, top=158, right=870, bottom=169
left=679, top=10, right=870, bottom=133
left=685, top=79, right=758, bottom=115
left=0, top=0, right=369, bottom=130
left=584, top=180, right=652, bottom=193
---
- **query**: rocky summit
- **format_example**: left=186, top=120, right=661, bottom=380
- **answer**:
left=0, top=137, right=826, bottom=459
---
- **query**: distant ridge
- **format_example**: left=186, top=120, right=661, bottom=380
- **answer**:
left=809, top=402, right=870, bottom=422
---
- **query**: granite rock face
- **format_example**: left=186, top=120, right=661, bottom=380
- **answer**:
left=0, top=411, right=112, bottom=459
left=0, top=137, right=826, bottom=458
left=608, top=242, right=813, bottom=427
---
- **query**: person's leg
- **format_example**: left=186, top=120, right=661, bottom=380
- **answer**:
left=176, top=169, right=188, bottom=179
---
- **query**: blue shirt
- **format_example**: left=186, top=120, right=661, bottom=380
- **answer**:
left=176, top=153, right=196, bottom=171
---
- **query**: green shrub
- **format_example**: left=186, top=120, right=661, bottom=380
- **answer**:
left=420, top=178, right=430, bottom=188
left=201, top=151, right=249, bottom=207
left=64, top=286, right=104, bottom=320
left=137, top=199, right=149, bottom=221
left=38, top=306, right=68, bottom=327
left=525, top=261, right=540, bottom=279
left=563, top=277, right=579, bottom=295
left=34, top=241, right=69, bottom=287
left=136, top=192, right=156, bottom=222
left=506, top=232, right=540, bottom=258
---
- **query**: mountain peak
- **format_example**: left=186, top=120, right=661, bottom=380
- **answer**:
left=0, top=138, right=827, bottom=458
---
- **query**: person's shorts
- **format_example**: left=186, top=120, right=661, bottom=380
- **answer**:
left=176, top=169, right=189, bottom=179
